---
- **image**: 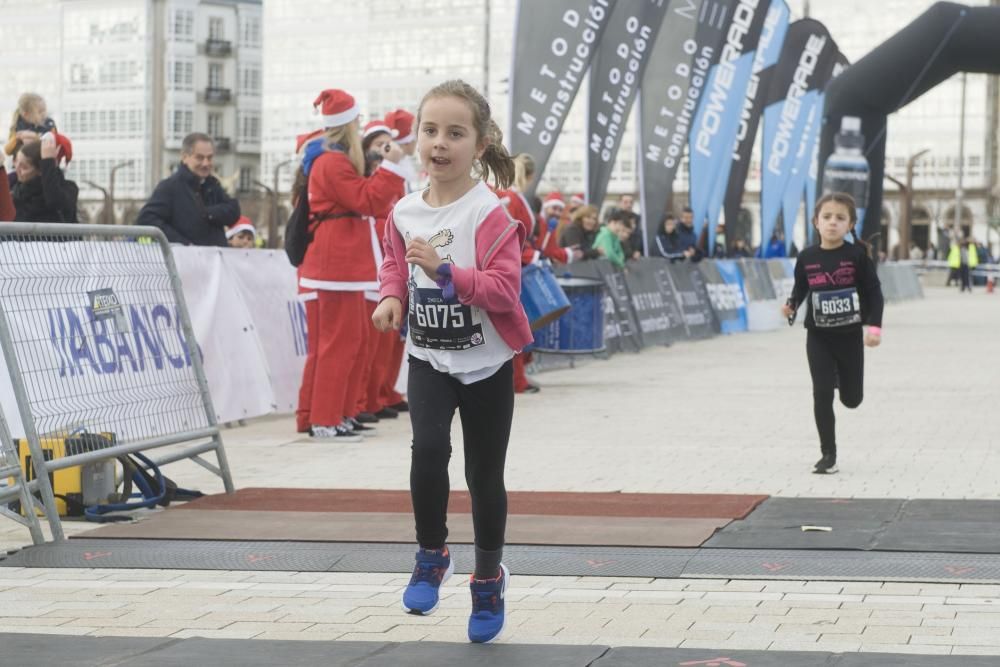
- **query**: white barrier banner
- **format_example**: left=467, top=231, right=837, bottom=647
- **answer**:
left=220, top=249, right=305, bottom=414
left=0, top=242, right=213, bottom=440
left=170, top=247, right=277, bottom=422
left=1, top=245, right=301, bottom=439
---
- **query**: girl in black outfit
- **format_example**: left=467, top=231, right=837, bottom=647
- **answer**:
left=782, top=192, right=884, bottom=474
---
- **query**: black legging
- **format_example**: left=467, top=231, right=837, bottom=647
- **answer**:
left=407, top=356, right=514, bottom=552
left=960, top=265, right=972, bottom=292
left=806, top=329, right=864, bottom=459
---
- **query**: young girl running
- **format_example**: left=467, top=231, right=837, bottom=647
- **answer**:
left=782, top=192, right=884, bottom=474
left=373, top=79, right=532, bottom=644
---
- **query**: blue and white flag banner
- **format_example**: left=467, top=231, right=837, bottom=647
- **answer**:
left=688, top=0, right=774, bottom=251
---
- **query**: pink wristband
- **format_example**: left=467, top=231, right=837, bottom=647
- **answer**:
left=868, top=326, right=882, bottom=335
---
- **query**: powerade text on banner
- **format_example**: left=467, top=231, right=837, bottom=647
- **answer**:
left=585, top=0, right=670, bottom=209
left=699, top=259, right=748, bottom=333
left=704, top=0, right=790, bottom=253
left=758, top=19, right=837, bottom=256
left=687, top=0, right=773, bottom=253
left=508, top=0, right=616, bottom=196
left=638, top=0, right=735, bottom=256
left=721, top=0, right=790, bottom=244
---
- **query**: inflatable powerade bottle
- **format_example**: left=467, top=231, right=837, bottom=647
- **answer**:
left=822, top=116, right=870, bottom=242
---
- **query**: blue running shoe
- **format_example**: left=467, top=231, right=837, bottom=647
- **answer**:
left=401, top=546, right=453, bottom=615
left=467, top=562, right=509, bottom=643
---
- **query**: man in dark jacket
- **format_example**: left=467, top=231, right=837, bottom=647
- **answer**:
left=137, top=133, right=239, bottom=245
left=654, top=214, right=685, bottom=261
left=677, top=207, right=702, bottom=261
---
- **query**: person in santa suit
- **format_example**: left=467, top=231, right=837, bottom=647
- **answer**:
left=353, top=119, right=406, bottom=424
left=495, top=154, right=540, bottom=394
left=530, top=190, right=584, bottom=267
left=379, top=108, right=421, bottom=413
left=385, top=108, right=422, bottom=194
left=296, top=88, right=407, bottom=441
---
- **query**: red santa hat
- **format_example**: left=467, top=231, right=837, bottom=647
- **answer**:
left=313, top=89, right=359, bottom=128
left=542, top=191, right=565, bottom=211
left=226, top=216, right=256, bottom=240
left=295, top=128, right=324, bottom=153
left=52, top=131, right=73, bottom=165
left=570, top=193, right=585, bottom=206
left=362, top=120, right=393, bottom=141
left=384, top=108, right=415, bottom=145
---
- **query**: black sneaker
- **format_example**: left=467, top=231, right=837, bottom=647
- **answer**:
left=374, top=407, right=399, bottom=419
left=390, top=400, right=409, bottom=413
left=520, top=384, right=541, bottom=394
left=813, top=455, right=839, bottom=474
left=355, top=412, right=379, bottom=424
left=347, top=417, right=377, bottom=437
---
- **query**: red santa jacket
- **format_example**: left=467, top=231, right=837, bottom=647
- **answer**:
left=299, top=151, right=405, bottom=289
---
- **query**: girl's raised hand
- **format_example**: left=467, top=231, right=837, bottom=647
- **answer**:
left=383, top=141, right=404, bottom=164
left=372, top=297, right=403, bottom=332
left=405, top=237, right=443, bottom=280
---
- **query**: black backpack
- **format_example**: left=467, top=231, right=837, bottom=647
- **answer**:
left=284, top=141, right=346, bottom=267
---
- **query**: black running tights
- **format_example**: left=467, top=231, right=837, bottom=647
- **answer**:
left=407, top=356, right=514, bottom=553
left=806, top=329, right=864, bottom=458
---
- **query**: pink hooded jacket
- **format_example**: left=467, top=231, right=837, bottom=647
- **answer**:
left=378, top=201, right=534, bottom=354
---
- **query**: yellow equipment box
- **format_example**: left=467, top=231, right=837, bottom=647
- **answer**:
left=6, top=433, right=117, bottom=517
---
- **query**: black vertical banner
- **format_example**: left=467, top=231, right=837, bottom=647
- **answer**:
left=637, top=0, right=736, bottom=256
left=585, top=0, right=671, bottom=208
left=508, top=0, right=617, bottom=197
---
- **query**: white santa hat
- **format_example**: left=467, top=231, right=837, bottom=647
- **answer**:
left=363, top=120, right=393, bottom=141
left=313, top=89, right=360, bottom=128
left=226, top=216, right=256, bottom=240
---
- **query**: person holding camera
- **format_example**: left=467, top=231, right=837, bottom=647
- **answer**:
left=10, top=134, right=78, bottom=223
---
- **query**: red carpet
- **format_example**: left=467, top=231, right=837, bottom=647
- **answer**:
left=174, top=488, right=767, bottom=519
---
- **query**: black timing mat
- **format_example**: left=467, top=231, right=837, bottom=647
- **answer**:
left=4, top=540, right=1000, bottom=582
left=705, top=498, right=1000, bottom=553
left=4, top=635, right=998, bottom=667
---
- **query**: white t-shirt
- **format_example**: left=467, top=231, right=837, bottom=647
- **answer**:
left=393, top=181, right=514, bottom=382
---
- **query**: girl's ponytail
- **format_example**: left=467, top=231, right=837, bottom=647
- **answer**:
left=480, top=119, right=515, bottom=190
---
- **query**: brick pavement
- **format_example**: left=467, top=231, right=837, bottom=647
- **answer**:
left=1, top=286, right=999, bottom=656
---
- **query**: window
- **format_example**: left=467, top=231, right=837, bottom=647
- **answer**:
left=209, top=17, right=224, bottom=40
left=172, top=9, right=194, bottom=41
left=239, top=166, right=254, bottom=193
left=208, top=63, right=224, bottom=89
left=239, top=111, right=260, bottom=144
left=171, top=108, right=193, bottom=139
left=207, top=113, right=223, bottom=138
left=169, top=59, right=194, bottom=90
left=241, top=16, right=261, bottom=48
left=239, top=65, right=261, bottom=95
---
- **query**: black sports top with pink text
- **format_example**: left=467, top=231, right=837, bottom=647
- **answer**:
left=789, top=242, right=884, bottom=331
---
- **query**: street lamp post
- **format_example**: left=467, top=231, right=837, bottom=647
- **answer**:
left=254, top=179, right=275, bottom=246
left=108, top=160, right=134, bottom=225
left=82, top=180, right=110, bottom=225
left=899, top=150, right=930, bottom=260
left=886, top=150, right=930, bottom=261
left=269, top=160, right=293, bottom=249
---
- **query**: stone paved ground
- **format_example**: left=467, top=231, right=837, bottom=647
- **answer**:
left=1, top=286, right=999, bottom=655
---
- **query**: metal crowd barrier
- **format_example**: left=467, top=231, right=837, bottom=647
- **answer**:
left=0, top=407, right=44, bottom=544
left=0, top=224, right=233, bottom=543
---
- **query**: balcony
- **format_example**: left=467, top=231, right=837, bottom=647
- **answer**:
left=203, top=87, right=232, bottom=105
left=204, top=39, right=232, bottom=57
left=213, top=136, right=231, bottom=152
